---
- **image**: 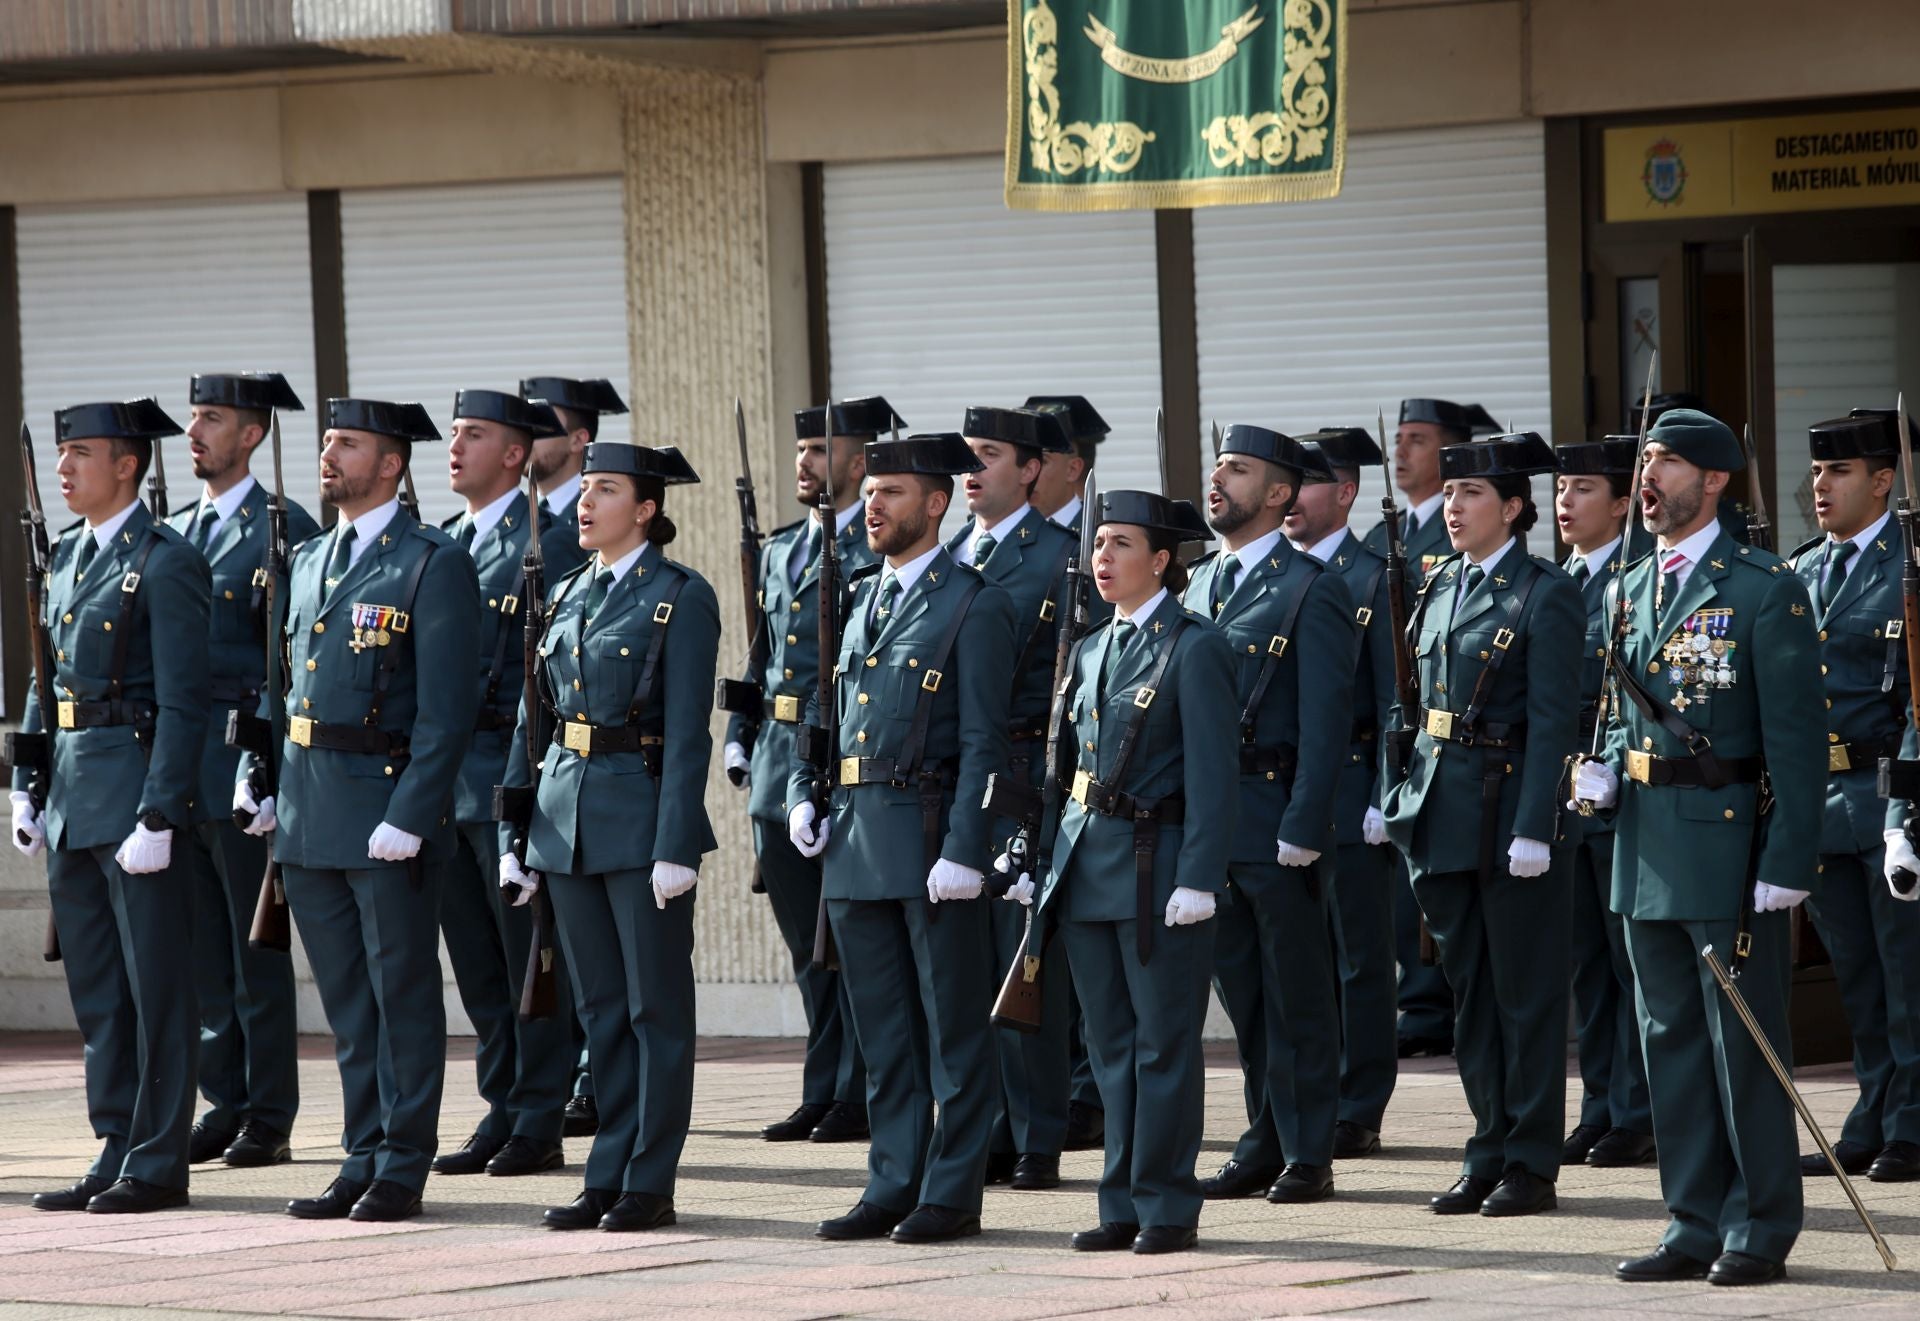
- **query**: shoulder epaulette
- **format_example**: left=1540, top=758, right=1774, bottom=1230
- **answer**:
left=1730, top=543, right=1789, bottom=574
left=438, top=512, right=460, bottom=532
left=1788, top=533, right=1824, bottom=564
left=1189, top=549, right=1220, bottom=570
left=846, top=562, right=883, bottom=584
left=409, top=520, right=455, bottom=547
left=769, top=516, right=806, bottom=539
left=144, top=518, right=186, bottom=547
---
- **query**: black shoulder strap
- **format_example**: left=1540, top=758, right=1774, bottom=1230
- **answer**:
left=626, top=570, right=692, bottom=724
left=1008, top=538, right=1077, bottom=697
left=1458, top=566, right=1543, bottom=737
left=484, top=566, right=529, bottom=709
left=1236, top=571, right=1316, bottom=744
left=1358, top=560, right=1387, bottom=629
left=895, top=576, right=985, bottom=780
left=1106, top=615, right=1193, bottom=790
left=363, top=543, right=435, bottom=730
left=107, top=531, right=165, bottom=702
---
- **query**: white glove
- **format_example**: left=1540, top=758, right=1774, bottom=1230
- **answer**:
left=233, top=778, right=277, bottom=836
left=1570, top=757, right=1619, bottom=811
left=992, top=852, right=1034, bottom=905
left=1362, top=806, right=1388, bottom=847
left=1507, top=836, right=1552, bottom=878
left=788, top=801, right=829, bottom=858
left=651, top=860, right=699, bottom=909
left=1164, top=885, right=1216, bottom=926
left=926, top=858, right=985, bottom=904
left=1753, top=881, right=1811, bottom=912
left=1884, top=830, right=1920, bottom=901
left=724, top=741, right=751, bottom=789
left=10, top=790, right=45, bottom=859
left=367, top=822, right=423, bottom=862
left=1275, top=839, right=1321, bottom=868
left=499, top=852, right=540, bottom=907
left=114, top=823, right=173, bottom=875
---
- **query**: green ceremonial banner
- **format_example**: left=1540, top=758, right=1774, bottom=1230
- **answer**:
left=1005, top=0, right=1347, bottom=212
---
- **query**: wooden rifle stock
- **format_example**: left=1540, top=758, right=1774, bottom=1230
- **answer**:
left=991, top=921, right=1049, bottom=1033
left=249, top=860, right=292, bottom=952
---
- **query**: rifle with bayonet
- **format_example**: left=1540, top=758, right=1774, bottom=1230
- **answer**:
left=146, top=426, right=169, bottom=519
left=715, top=397, right=769, bottom=780
left=1741, top=424, right=1773, bottom=554
left=400, top=466, right=421, bottom=524
left=8, top=424, right=61, bottom=962
left=1880, top=392, right=1920, bottom=898
left=232, top=412, right=293, bottom=951
left=798, top=403, right=843, bottom=969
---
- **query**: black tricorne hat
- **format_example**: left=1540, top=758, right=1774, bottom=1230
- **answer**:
left=1217, top=424, right=1334, bottom=483
left=56, top=398, right=183, bottom=443
left=1096, top=490, right=1212, bottom=543
left=1810, top=411, right=1905, bottom=462
left=1555, top=437, right=1639, bottom=476
left=454, top=389, right=565, bottom=439
left=1297, top=426, right=1383, bottom=470
left=1439, top=431, right=1557, bottom=480
left=1401, top=398, right=1500, bottom=436
left=962, top=405, right=1071, bottom=454
left=1628, top=391, right=1713, bottom=435
left=582, top=442, right=701, bottom=485
left=795, top=396, right=906, bottom=440
left=518, top=377, right=628, bottom=417
left=326, top=398, right=442, bottom=443
left=1023, top=395, right=1110, bottom=443
left=190, top=372, right=304, bottom=412
left=864, top=432, right=983, bottom=477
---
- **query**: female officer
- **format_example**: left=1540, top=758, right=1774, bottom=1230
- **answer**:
left=1009, top=490, right=1236, bottom=1255
left=1382, top=433, right=1582, bottom=1219
left=495, top=440, right=720, bottom=1233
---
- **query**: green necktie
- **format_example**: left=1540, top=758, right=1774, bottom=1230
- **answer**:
left=75, top=533, right=98, bottom=579
left=973, top=533, right=997, bottom=566
left=873, top=573, right=901, bottom=626
left=1099, top=617, right=1136, bottom=702
left=791, top=522, right=820, bottom=584
left=1212, top=553, right=1241, bottom=616
left=1819, top=539, right=1857, bottom=613
left=455, top=517, right=477, bottom=552
left=586, top=567, right=614, bottom=618
left=191, top=504, right=219, bottom=551
left=322, top=524, right=357, bottom=603
left=1570, top=557, right=1590, bottom=586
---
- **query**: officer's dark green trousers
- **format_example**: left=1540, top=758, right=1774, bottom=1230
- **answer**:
left=1624, top=908, right=1801, bottom=1264
left=439, top=822, right=572, bottom=1145
left=50, top=842, right=198, bottom=1191
left=188, top=818, right=299, bottom=1136
left=1414, top=860, right=1569, bottom=1181
left=1211, top=861, right=1340, bottom=1169
left=990, top=897, right=1070, bottom=1157
left=549, top=868, right=696, bottom=1197
left=1328, top=839, right=1398, bottom=1132
left=1570, top=829, right=1650, bottom=1134
left=829, top=895, right=997, bottom=1216
left=753, top=818, right=864, bottom=1107
left=1066, top=915, right=1214, bottom=1229
left=283, top=861, right=446, bottom=1193
left=1068, top=981, right=1099, bottom=1109
left=1809, top=845, right=1920, bottom=1148
left=1393, top=852, right=1453, bottom=1040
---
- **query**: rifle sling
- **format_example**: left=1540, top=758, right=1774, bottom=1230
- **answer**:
left=1234, top=569, right=1314, bottom=752
left=1008, top=538, right=1076, bottom=694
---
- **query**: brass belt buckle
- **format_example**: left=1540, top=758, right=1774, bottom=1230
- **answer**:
left=563, top=722, right=594, bottom=756
left=288, top=715, right=313, bottom=747
left=772, top=694, right=801, bottom=722
left=1625, top=749, right=1652, bottom=783
left=1829, top=744, right=1853, bottom=773
left=838, top=756, right=863, bottom=787
left=1424, top=708, right=1454, bottom=741
left=56, top=700, right=77, bottom=729
left=1071, top=768, right=1092, bottom=805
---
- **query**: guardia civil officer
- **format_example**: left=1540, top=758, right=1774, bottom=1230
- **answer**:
left=1382, top=431, right=1582, bottom=1219
left=950, top=404, right=1079, bottom=1191
left=1185, top=427, right=1352, bottom=1206
left=1007, top=490, right=1236, bottom=1255
left=235, top=398, right=482, bottom=1223
left=497, top=441, right=719, bottom=1233
left=431, top=390, right=586, bottom=1180
left=1572, top=409, right=1825, bottom=1286
left=787, top=433, right=1016, bottom=1245
left=17, top=399, right=210, bottom=1213
left=722, top=398, right=891, bottom=1145
left=172, top=373, right=319, bottom=1171
left=1789, top=410, right=1920, bottom=1183
left=1553, top=438, right=1654, bottom=1171
left=1285, top=427, right=1399, bottom=1158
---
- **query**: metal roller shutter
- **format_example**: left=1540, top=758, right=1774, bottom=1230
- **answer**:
left=822, top=156, right=1165, bottom=504
left=1194, top=121, right=1552, bottom=544
left=340, top=177, right=632, bottom=528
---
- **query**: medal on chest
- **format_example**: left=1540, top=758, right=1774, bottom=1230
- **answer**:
left=349, top=602, right=399, bottom=653
left=1661, top=607, right=1734, bottom=710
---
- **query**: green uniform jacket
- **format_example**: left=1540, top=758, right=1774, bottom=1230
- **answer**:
left=727, top=511, right=877, bottom=823
left=1038, top=595, right=1238, bottom=920
left=1601, top=532, right=1826, bottom=919
left=1569, top=547, right=1624, bottom=839
left=502, top=543, right=720, bottom=875
left=264, top=516, right=481, bottom=868
left=1184, top=538, right=1354, bottom=858
left=442, top=493, right=586, bottom=824
left=15, top=504, right=210, bottom=846
left=948, top=507, right=1077, bottom=757
left=786, top=549, right=1017, bottom=891
left=1383, top=549, right=1583, bottom=871
left=1323, top=531, right=1395, bottom=841
left=1790, top=525, right=1911, bottom=854
left=1364, top=506, right=1451, bottom=585
left=167, top=484, right=320, bottom=826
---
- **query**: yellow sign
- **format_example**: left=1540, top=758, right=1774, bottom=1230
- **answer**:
left=1604, top=107, right=1920, bottom=222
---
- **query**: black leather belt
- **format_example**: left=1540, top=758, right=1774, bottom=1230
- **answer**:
left=1009, top=719, right=1048, bottom=743
left=1239, top=744, right=1298, bottom=778
left=474, top=706, right=517, bottom=733
left=1421, top=709, right=1526, bottom=749
left=1068, top=771, right=1185, bottom=825
left=208, top=679, right=260, bottom=707
left=835, top=756, right=955, bottom=789
left=1829, top=736, right=1897, bottom=775
left=552, top=721, right=662, bottom=757
left=1624, top=749, right=1764, bottom=788
left=56, top=698, right=154, bottom=730
left=287, top=716, right=409, bottom=757
left=766, top=693, right=804, bottom=724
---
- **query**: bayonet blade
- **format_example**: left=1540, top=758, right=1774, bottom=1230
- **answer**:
left=1901, top=391, right=1916, bottom=509
left=734, top=396, right=751, bottom=484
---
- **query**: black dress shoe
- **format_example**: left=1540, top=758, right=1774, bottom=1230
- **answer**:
left=1132, top=1225, right=1197, bottom=1254
left=1063, top=1101, right=1105, bottom=1151
left=762, top=1101, right=832, bottom=1142
left=1200, top=1159, right=1282, bottom=1199
left=287, top=1178, right=370, bottom=1220
left=1616, top=1245, right=1711, bottom=1282
left=1011, top=1153, right=1060, bottom=1190
left=890, top=1204, right=981, bottom=1244
left=1479, top=1169, right=1556, bottom=1217
left=1708, top=1250, right=1785, bottom=1286
left=349, top=1180, right=422, bottom=1222
left=1397, top=1032, right=1453, bottom=1059
left=87, top=1178, right=189, bottom=1214
left=431, top=1132, right=506, bottom=1175
left=1561, top=1123, right=1607, bottom=1166
left=984, top=1151, right=1018, bottom=1185
left=224, top=1122, right=292, bottom=1168
left=1869, top=1140, right=1920, bottom=1182
left=809, top=1101, right=870, bottom=1143
left=599, top=1191, right=675, bottom=1231
left=1586, top=1128, right=1656, bottom=1168
left=1267, top=1163, right=1334, bottom=1204
left=1429, top=1175, right=1495, bottom=1215
left=817, top=1200, right=904, bottom=1241
left=486, top=1136, right=564, bottom=1176
left=1070, top=1221, right=1139, bottom=1251
left=188, top=1121, right=237, bottom=1164
left=32, top=1174, right=114, bottom=1212
left=1332, top=1121, right=1380, bottom=1159
left=1801, top=1138, right=1874, bottom=1176
left=562, top=1095, right=599, bottom=1138
left=544, top=1187, right=620, bottom=1230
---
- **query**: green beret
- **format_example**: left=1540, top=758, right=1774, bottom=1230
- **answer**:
left=1646, top=408, right=1745, bottom=472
